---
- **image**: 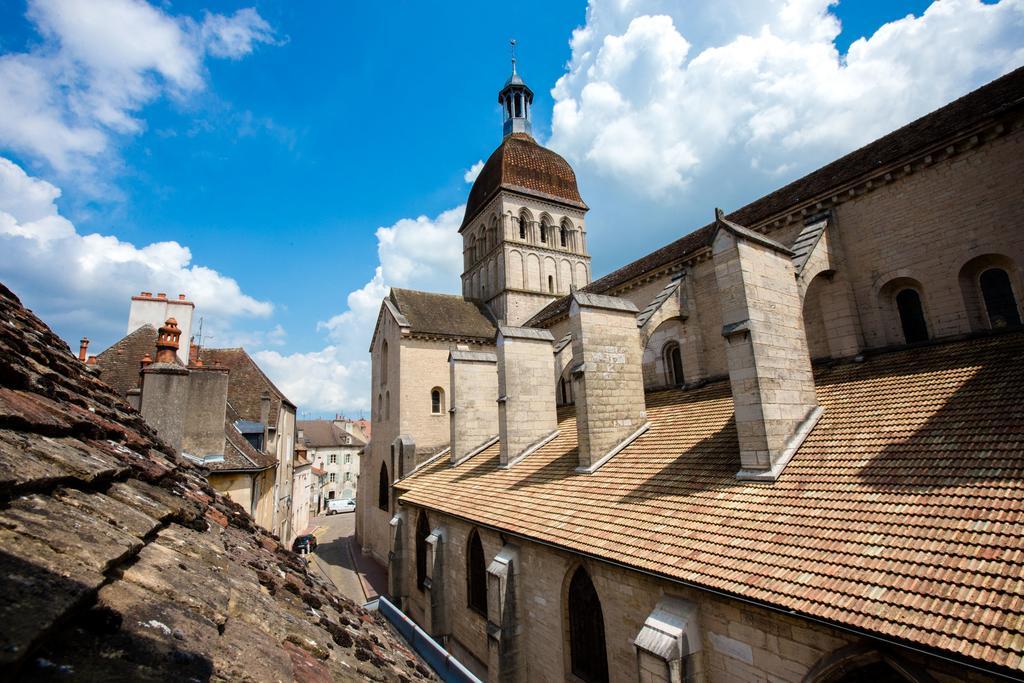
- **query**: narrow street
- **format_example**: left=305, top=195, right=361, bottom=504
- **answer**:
left=307, top=510, right=387, bottom=606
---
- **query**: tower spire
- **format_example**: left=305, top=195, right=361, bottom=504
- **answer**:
left=498, top=41, right=533, bottom=138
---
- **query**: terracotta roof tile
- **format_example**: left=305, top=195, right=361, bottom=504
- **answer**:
left=527, top=65, right=1024, bottom=327
left=0, top=281, right=430, bottom=681
left=298, top=419, right=366, bottom=448
left=390, top=288, right=497, bottom=341
left=399, top=331, right=1024, bottom=675
left=94, top=325, right=156, bottom=397
left=200, top=347, right=296, bottom=428
left=462, top=133, right=585, bottom=230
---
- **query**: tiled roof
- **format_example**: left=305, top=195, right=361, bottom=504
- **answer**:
left=200, top=347, right=296, bottom=428
left=398, top=332, right=1024, bottom=676
left=390, top=288, right=497, bottom=341
left=299, top=419, right=366, bottom=448
left=462, top=133, right=586, bottom=230
left=526, top=65, right=1024, bottom=327
left=213, top=421, right=277, bottom=472
left=94, top=325, right=157, bottom=397
left=0, top=282, right=432, bottom=681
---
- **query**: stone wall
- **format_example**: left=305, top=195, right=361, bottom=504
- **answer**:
left=396, top=503, right=1001, bottom=683
left=450, top=351, right=499, bottom=464
left=497, top=327, right=557, bottom=466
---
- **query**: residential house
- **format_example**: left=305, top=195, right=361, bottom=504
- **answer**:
left=298, top=419, right=364, bottom=502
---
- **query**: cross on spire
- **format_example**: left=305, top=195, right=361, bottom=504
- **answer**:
left=510, top=39, right=517, bottom=75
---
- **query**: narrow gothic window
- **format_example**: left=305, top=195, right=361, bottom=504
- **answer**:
left=548, top=275, right=555, bottom=293
left=376, top=394, right=382, bottom=422
left=560, top=226, right=568, bottom=247
left=540, top=222, right=548, bottom=243
left=665, top=343, right=684, bottom=386
left=381, top=340, right=388, bottom=385
left=416, top=511, right=430, bottom=591
left=431, top=387, right=443, bottom=414
left=568, top=567, right=609, bottom=683
left=980, top=268, right=1021, bottom=328
left=385, top=391, right=390, bottom=420
left=896, top=288, right=929, bottom=343
left=377, top=462, right=389, bottom=511
left=467, top=529, right=487, bottom=615
left=519, top=221, right=526, bottom=239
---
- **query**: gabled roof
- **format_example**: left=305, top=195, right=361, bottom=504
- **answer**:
left=389, top=288, right=497, bottom=341
left=200, top=347, right=296, bottom=427
left=526, top=65, right=1024, bottom=327
left=398, top=331, right=1024, bottom=676
left=94, top=324, right=157, bottom=397
left=0, top=281, right=429, bottom=680
left=298, top=419, right=366, bottom=448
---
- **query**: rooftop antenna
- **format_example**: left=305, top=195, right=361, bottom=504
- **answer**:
left=510, top=38, right=517, bottom=75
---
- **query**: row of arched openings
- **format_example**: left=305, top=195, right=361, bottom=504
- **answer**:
left=412, top=509, right=609, bottom=683
left=518, top=211, right=573, bottom=249
left=886, top=261, right=1020, bottom=345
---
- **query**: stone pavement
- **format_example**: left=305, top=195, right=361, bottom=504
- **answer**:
left=308, top=511, right=388, bottom=606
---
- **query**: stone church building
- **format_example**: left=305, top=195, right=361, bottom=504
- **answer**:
left=356, top=63, right=1024, bottom=683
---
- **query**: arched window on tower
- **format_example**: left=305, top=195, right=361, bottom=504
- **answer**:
left=416, top=511, right=430, bottom=591
left=548, top=275, right=555, bottom=293
left=664, top=342, right=684, bottom=386
left=560, top=224, right=568, bottom=247
left=896, top=288, right=929, bottom=343
left=385, top=391, right=391, bottom=420
left=980, top=268, right=1022, bottom=328
left=377, top=462, right=389, bottom=511
left=380, top=340, right=388, bottom=385
left=376, top=394, right=382, bottom=422
left=431, top=387, right=444, bottom=415
left=540, top=220, right=548, bottom=243
left=467, top=529, right=487, bottom=615
left=567, top=567, right=608, bottom=683
left=520, top=212, right=530, bottom=241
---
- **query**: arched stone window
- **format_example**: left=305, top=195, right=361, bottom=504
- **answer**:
left=567, top=567, right=608, bottom=683
left=519, top=218, right=526, bottom=240
left=376, top=394, right=382, bottom=422
left=560, top=221, right=569, bottom=248
left=896, top=288, right=929, bottom=343
left=548, top=275, right=555, bottom=293
left=431, top=387, right=444, bottom=415
left=540, top=219, right=549, bottom=243
left=519, top=211, right=532, bottom=242
left=384, top=391, right=391, bottom=420
left=804, top=643, right=921, bottom=683
left=377, top=462, right=389, bottom=511
left=415, top=510, right=430, bottom=591
left=664, top=342, right=684, bottom=386
left=466, top=529, right=487, bottom=615
left=980, top=268, right=1021, bottom=328
left=380, top=340, right=388, bottom=385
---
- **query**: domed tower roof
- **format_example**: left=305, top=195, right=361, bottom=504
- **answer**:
left=460, top=133, right=586, bottom=231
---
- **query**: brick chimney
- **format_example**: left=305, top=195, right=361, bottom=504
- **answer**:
left=155, top=318, right=181, bottom=364
left=711, top=209, right=822, bottom=481
left=78, top=337, right=89, bottom=362
left=568, top=291, right=649, bottom=473
left=449, top=350, right=499, bottom=465
left=496, top=326, right=558, bottom=467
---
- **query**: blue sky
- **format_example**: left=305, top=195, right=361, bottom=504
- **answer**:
left=0, top=0, right=1020, bottom=416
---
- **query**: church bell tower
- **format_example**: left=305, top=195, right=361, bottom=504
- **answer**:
left=458, top=43, right=592, bottom=326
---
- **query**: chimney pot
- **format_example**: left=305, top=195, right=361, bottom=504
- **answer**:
left=78, top=337, right=90, bottom=362
left=140, top=291, right=152, bottom=297
left=156, top=292, right=166, bottom=300
left=154, top=317, right=181, bottom=364
left=178, top=294, right=186, bottom=300
left=140, top=353, right=153, bottom=369
left=86, top=355, right=97, bottom=366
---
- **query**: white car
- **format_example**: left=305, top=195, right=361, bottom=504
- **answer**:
left=326, top=498, right=356, bottom=515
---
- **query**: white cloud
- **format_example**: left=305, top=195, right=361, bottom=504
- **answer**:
left=0, top=0, right=277, bottom=174
left=548, top=0, right=1024, bottom=254
left=264, top=205, right=466, bottom=414
left=464, top=160, right=484, bottom=183
left=0, top=156, right=272, bottom=342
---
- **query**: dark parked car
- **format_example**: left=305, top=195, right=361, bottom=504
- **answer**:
left=292, top=534, right=318, bottom=554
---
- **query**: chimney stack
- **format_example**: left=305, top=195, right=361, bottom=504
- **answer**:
left=449, top=350, right=499, bottom=465
left=260, top=391, right=271, bottom=426
left=711, top=209, right=822, bottom=481
left=496, top=326, right=558, bottom=467
left=78, top=337, right=89, bottom=362
left=139, top=321, right=190, bottom=453
left=155, top=318, right=181, bottom=364
left=568, top=291, right=649, bottom=472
